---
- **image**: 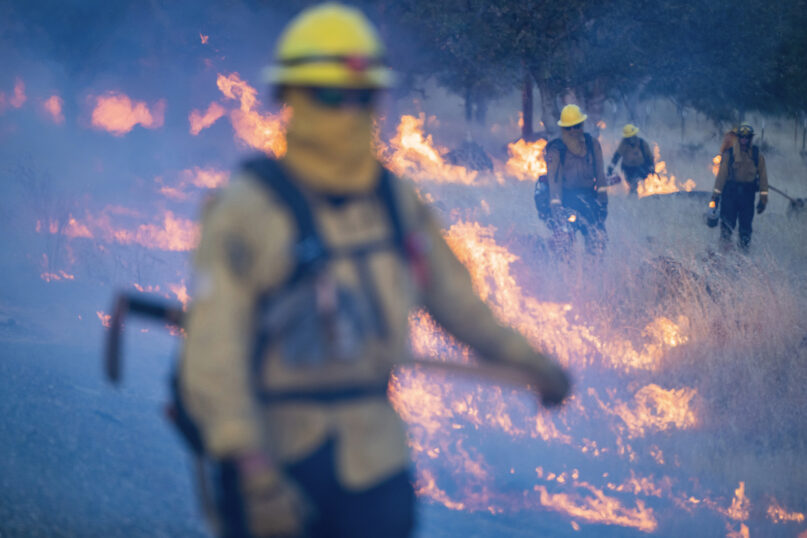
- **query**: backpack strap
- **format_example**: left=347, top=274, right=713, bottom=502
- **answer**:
left=375, top=168, right=406, bottom=254
left=584, top=133, right=597, bottom=182
left=752, top=145, right=759, bottom=168
left=545, top=138, right=566, bottom=183
left=242, top=156, right=328, bottom=286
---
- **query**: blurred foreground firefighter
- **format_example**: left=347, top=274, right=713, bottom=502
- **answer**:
left=710, top=122, right=768, bottom=252
left=544, top=104, right=608, bottom=257
left=607, top=124, right=654, bottom=194
left=179, top=4, right=570, bottom=537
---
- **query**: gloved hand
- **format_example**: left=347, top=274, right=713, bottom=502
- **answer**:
left=606, top=165, right=614, bottom=176
left=529, top=354, right=571, bottom=407
left=710, top=192, right=720, bottom=205
left=756, top=193, right=767, bottom=214
left=235, top=452, right=311, bottom=537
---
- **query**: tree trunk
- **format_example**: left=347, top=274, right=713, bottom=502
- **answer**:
left=475, top=96, right=488, bottom=126
left=536, top=77, right=560, bottom=137
left=522, top=72, right=534, bottom=140
left=622, top=76, right=652, bottom=125
left=583, top=78, right=607, bottom=136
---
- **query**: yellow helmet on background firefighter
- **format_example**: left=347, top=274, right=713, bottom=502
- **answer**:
left=622, top=123, right=639, bottom=138
left=264, top=2, right=394, bottom=88
left=557, top=104, right=587, bottom=127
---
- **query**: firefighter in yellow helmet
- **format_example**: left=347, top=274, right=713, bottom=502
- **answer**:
left=180, top=4, right=570, bottom=537
left=607, top=124, right=654, bottom=194
left=545, top=104, right=608, bottom=257
left=710, top=122, right=769, bottom=252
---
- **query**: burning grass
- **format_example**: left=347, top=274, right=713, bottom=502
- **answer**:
left=8, top=74, right=807, bottom=534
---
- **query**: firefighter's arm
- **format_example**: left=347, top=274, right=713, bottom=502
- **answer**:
left=181, top=179, right=293, bottom=458
left=757, top=153, right=768, bottom=213
left=417, top=205, right=569, bottom=404
left=712, top=151, right=730, bottom=200
left=757, top=153, right=769, bottom=197
left=546, top=147, right=563, bottom=207
left=593, top=140, right=607, bottom=193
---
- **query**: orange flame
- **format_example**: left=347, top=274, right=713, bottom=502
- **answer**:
left=169, top=281, right=190, bottom=308
left=533, top=482, right=657, bottom=532
left=379, top=114, right=478, bottom=184
left=767, top=500, right=805, bottom=524
left=637, top=145, right=697, bottom=198
left=40, top=270, right=75, bottom=283
left=606, top=384, right=698, bottom=438
left=159, top=167, right=229, bottom=200
left=96, top=311, right=111, bottom=328
left=54, top=209, right=198, bottom=251
left=726, top=482, right=750, bottom=521
left=10, top=77, right=26, bottom=108
left=42, top=95, right=65, bottom=124
left=712, top=154, right=722, bottom=176
left=200, top=32, right=209, bottom=44
left=0, top=77, right=27, bottom=112
left=505, top=138, right=548, bottom=181
left=216, top=73, right=289, bottom=156
left=106, top=211, right=198, bottom=251
left=189, top=102, right=226, bottom=135
left=90, top=92, right=166, bottom=136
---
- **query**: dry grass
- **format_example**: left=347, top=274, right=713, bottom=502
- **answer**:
left=408, top=91, right=807, bottom=511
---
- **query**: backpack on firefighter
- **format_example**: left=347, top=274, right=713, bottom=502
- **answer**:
left=724, top=144, right=761, bottom=191
left=534, top=134, right=597, bottom=221
left=105, top=155, right=418, bottom=527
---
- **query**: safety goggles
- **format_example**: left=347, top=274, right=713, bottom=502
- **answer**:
left=563, top=124, right=584, bottom=131
left=305, top=87, right=378, bottom=109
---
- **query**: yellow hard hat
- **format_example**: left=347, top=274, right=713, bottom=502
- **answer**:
left=622, top=124, right=639, bottom=138
left=737, top=122, right=754, bottom=137
left=557, top=104, right=587, bottom=127
left=264, top=3, right=393, bottom=89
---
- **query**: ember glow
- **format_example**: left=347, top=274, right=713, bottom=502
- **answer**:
left=42, top=95, right=65, bottom=124
left=90, top=92, right=166, bottom=136
left=189, top=102, right=226, bottom=135
left=0, top=77, right=27, bottom=111
left=713, top=154, right=722, bottom=176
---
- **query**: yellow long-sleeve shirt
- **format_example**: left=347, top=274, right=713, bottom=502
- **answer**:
left=712, top=144, right=768, bottom=195
left=181, top=163, right=559, bottom=489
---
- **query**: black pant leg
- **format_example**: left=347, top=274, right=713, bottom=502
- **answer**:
left=339, top=470, right=416, bottom=538
left=719, top=184, right=739, bottom=241
left=737, top=185, right=756, bottom=248
left=214, top=461, right=251, bottom=538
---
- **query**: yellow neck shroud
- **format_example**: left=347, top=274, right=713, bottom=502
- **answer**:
left=282, top=89, right=379, bottom=194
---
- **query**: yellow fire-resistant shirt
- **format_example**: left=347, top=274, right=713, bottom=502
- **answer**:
left=180, top=163, right=556, bottom=490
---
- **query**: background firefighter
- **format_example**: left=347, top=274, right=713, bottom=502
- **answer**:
left=710, top=122, right=769, bottom=252
left=607, top=123, right=655, bottom=195
left=546, top=104, right=608, bottom=258
left=179, top=4, right=570, bottom=537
